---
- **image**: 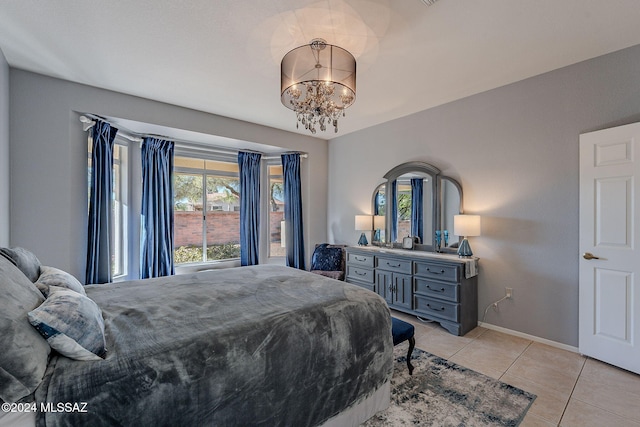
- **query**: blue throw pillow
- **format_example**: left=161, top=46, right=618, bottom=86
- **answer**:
left=311, top=245, right=343, bottom=271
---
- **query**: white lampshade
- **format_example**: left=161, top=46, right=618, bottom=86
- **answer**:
left=453, top=215, right=481, bottom=237
left=373, top=215, right=385, bottom=229
left=355, top=215, right=373, bottom=231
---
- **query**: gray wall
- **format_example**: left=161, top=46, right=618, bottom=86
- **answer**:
left=9, top=70, right=328, bottom=282
left=0, top=48, right=9, bottom=246
left=328, top=44, right=640, bottom=347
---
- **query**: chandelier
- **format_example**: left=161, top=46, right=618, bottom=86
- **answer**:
left=281, top=39, right=356, bottom=134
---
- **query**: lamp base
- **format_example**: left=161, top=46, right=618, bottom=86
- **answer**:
left=358, top=232, right=369, bottom=246
left=457, top=238, right=473, bottom=257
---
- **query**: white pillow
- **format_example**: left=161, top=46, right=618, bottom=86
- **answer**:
left=28, top=286, right=106, bottom=361
left=35, top=266, right=86, bottom=297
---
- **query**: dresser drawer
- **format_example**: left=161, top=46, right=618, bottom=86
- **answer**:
left=376, top=257, right=412, bottom=274
left=346, top=265, right=374, bottom=284
left=414, top=261, right=459, bottom=282
left=414, top=295, right=459, bottom=323
left=347, top=252, right=374, bottom=267
left=414, top=278, right=459, bottom=302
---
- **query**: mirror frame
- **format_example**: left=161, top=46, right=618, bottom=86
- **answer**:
left=374, top=161, right=463, bottom=253
left=437, top=176, right=464, bottom=253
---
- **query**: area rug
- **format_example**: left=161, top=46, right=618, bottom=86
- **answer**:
left=362, top=346, right=536, bottom=426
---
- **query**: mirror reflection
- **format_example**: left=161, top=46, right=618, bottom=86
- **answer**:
left=372, top=184, right=386, bottom=244
left=438, top=176, right=463, bottom=250
left=390, top=173, right=433, bottom=245
left=372, top=161, right=463, bottom=253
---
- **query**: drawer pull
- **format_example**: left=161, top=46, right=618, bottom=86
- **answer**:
left=426, top=303, right=446, bottom=311
left=426, top=268, right=446, bottom=274
left=386, top=262, right=401, bottom=268
left=426, top=285, right=446, bottom=292
left=354, top=270, right=367, bottom=276
left=354, top=256, right=367, bottom=261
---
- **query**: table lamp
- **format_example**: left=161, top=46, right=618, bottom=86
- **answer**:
left=453, top=214, right=481, bottom=257
left=355, top=215, right=373, bottom=246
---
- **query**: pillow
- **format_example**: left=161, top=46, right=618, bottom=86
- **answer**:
left=0, top=255, right=51, bottom=403
left=311, top=244, right=344, bottom=272
left=0, top=247, right=41, bottom=282
left=28, top=286, right=106, bottom=361
left=35, top=266, right=86, bottom=297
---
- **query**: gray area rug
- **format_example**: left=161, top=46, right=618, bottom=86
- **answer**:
left=363, top=346, right=536, bottom=426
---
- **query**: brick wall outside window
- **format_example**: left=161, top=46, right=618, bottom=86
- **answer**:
left=175, top=210, right=285, bottom=247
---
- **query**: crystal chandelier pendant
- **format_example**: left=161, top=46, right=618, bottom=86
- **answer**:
left=281, top=39, right=356, bottom=134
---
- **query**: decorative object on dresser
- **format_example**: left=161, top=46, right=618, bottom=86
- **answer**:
left=346, top=246, right=479, bottom=336
left=355, top=214, right=373, bottom=246
left=454, top=214, right=481, bottom=257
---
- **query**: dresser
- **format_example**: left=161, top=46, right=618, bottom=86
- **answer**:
left=345, top=246, right=478, bottom=336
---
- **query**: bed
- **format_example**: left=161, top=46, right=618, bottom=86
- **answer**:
left=0, top=249, right=393, bottom=427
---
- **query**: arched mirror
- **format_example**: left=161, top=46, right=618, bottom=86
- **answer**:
left=372, top=161, right=463, bottom=253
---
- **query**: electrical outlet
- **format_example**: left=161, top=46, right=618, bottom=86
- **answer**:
left=506, top=287, right=513, bottom=299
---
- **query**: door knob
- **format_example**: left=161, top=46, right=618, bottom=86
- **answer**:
left=583, top=252, right=601, bottom=260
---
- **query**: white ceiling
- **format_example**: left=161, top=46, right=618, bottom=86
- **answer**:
left=2, top=0, right=640, bottom=140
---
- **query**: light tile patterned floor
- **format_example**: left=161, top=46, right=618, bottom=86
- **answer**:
left=393, top=310, right=640, bottom=427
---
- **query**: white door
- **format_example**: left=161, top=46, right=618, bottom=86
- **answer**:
left=579, top=123, right=640, bottom=374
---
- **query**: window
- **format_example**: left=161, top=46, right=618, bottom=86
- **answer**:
left=87, top=136, right=130, bottom=279
left=173, top=156, right=241, bottom=264
left=86, top=120, right=292, bottom=274
left=268, top=163, right=285, bottom=257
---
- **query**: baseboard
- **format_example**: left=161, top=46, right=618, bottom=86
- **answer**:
left=477, top=321, right=579, bottom=353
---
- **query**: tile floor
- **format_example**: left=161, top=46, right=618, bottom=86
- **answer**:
left=392, top=310, right=640, bottom=427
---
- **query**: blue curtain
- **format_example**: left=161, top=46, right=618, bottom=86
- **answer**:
left=390, top=180, right=398, bottom=243
left=282, top=153, right=305, bottom=269
left=238, top=151, right=261, bottom=266
left=86, top=121, right=118, bottom=284
left=411, top=178, right=424, bottom=242
left=140, top=137, right=175, bottom=279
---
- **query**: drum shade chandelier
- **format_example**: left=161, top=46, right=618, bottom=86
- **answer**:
left=281, top=39, right=356, bottom=134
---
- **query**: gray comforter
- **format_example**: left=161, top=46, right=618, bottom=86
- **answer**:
left=34, top=265, right=393, bottom=426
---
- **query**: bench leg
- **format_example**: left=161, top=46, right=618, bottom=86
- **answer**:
left=406, top=336, right=415, bottom=375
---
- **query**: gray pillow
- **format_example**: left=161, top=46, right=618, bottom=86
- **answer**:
left=0, top=247, right=41, bottom=282
left=0, top=255, right=51, bottom=403
left=28, top=286, right=106, bottom=361
left=35, top=266, right=86, bottom=297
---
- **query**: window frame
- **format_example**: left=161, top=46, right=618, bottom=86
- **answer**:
left=265, top=160, right=286, bottom=259
left=87, top=134, right=132, bottom=281
left=111, top=141, right=129, bottom=279
left=173, top=150, right=242, bottom=266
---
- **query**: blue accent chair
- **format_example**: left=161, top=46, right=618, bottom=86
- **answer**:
left=391, top=317, right=415, bottom=375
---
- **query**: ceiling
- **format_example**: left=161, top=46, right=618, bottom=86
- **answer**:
left=2, top=0, right=640, bottom=140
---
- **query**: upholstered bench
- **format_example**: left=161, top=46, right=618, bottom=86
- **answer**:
left=391, top=317, right=415, bottom=375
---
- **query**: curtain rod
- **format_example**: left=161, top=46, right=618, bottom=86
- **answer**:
left=80, top=115, right=143, bottom=143
left=263, top=153, right=308, bottom=160
left=79, top=115, right=308, bottom=160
